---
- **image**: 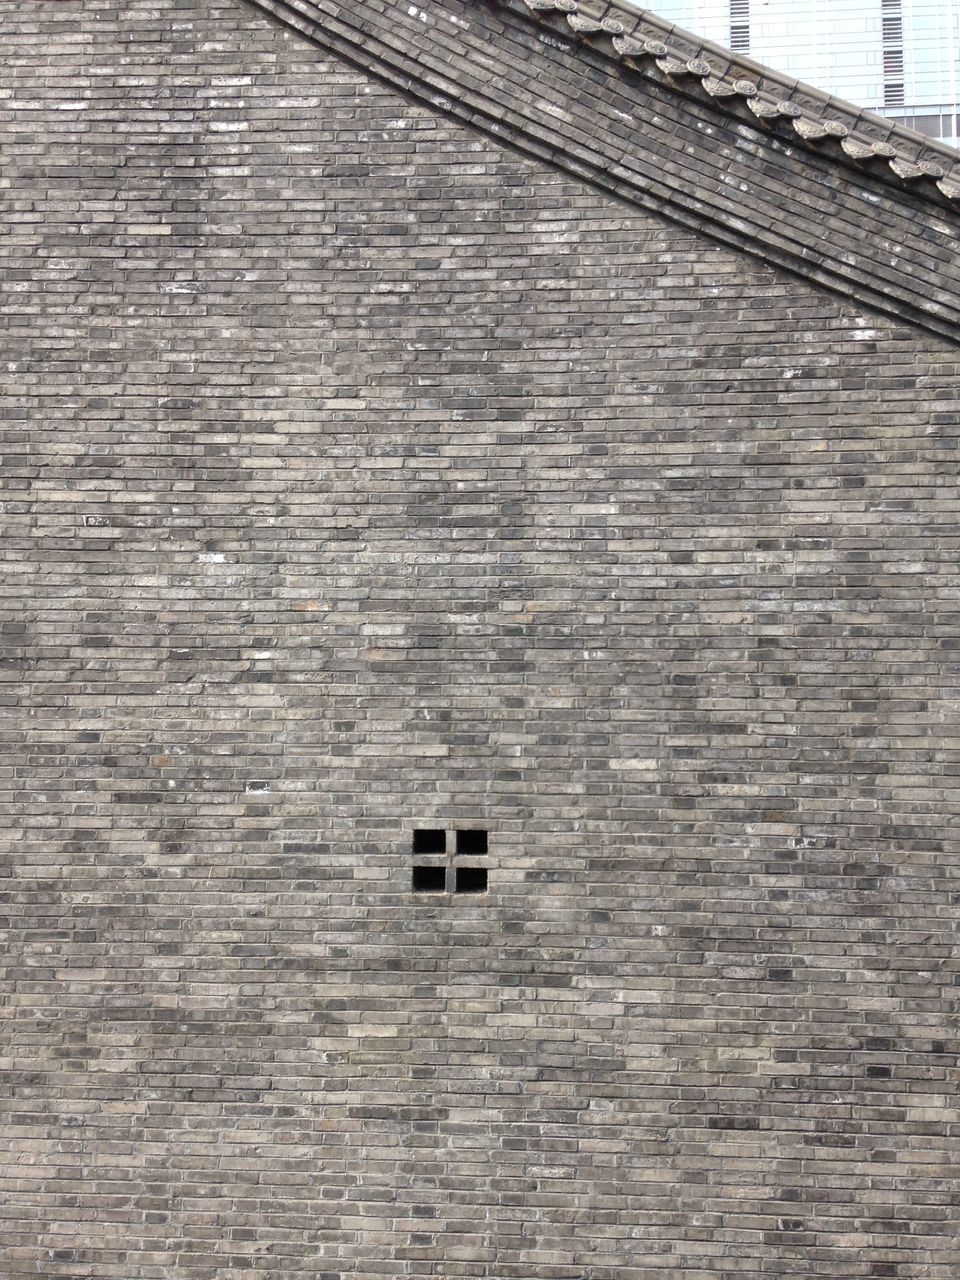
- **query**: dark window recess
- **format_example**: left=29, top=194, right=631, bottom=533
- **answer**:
left=412, top=865, right=446, bottom=892
left=413, top=829, right=446, bottom=854
left=456, top=829, right=488, bottom=855
left=729, top=0, right=749, bottom=50
left=730, top=22, right=749, bottom=50
left=455, top=866, right=488, bottom=894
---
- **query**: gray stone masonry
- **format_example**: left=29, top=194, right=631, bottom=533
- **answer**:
left=1, top=0, right=958, bottom=1277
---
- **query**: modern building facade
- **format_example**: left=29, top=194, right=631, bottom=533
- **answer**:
left=3, top=1, right=960, bottom=1278
left=641, top=0, right=960, bottom=144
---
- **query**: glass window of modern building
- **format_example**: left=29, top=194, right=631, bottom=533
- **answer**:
left=631, top=0, right=960, bottom=146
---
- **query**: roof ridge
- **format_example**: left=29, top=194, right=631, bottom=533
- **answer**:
left=517, top=0, right=960, bottom=204
left=240, top=0, right=960, bottom=343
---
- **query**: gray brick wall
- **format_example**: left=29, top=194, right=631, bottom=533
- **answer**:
left=1, top=1, right=958, bottom=1277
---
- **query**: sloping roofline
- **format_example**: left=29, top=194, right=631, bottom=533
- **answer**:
left=242, top=0, right=960, bottom=344
left=542, top=0, right=960, bottom=203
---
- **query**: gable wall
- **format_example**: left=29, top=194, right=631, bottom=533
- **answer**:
left=2, top=2, right=959, bottom=1278
left=245, top=0, right=960, bottom=341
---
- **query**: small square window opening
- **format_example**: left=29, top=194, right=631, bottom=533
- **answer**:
left=456, top=829, right=488, bottom=855
left=455, top=866, right=488, bottom=894
left=413, top=829, right=446, bottom=854
left=412, top=865, right=446, bottom=892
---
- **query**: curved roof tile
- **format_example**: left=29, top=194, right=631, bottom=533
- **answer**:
left=530, top=0, right=960, bottom=205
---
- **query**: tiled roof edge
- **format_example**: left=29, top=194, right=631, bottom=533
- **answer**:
left=529, top=0, right=960, bottom=204
left=238, top=0, right=960, bottom=344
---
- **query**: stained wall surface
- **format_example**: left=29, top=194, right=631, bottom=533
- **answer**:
left=2, top=2, right=959, bottom=1278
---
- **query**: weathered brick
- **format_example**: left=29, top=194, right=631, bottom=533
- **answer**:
left=1, top=1, right=958, bottom=1278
